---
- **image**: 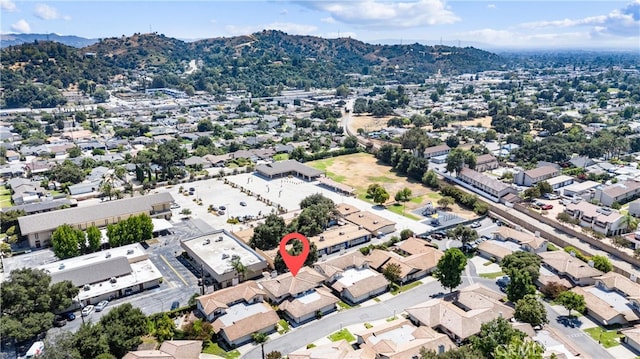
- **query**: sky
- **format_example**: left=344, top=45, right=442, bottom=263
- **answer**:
left=1, top=0, right=639, bottom=50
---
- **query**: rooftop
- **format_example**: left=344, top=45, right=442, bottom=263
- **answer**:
left=255, top=159, right=323, bottom=178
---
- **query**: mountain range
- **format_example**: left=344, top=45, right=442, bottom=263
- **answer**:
left=0, top=33, right=98, bottom=48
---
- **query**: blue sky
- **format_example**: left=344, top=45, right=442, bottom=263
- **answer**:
left=1, top=1, right=639, bottom=49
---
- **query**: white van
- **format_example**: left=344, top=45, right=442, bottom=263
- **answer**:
left=24, top=341, right=44, bottom=358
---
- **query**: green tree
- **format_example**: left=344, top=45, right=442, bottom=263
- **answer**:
left=86, top=226, right=102, bottom=253
left=252, top=332, right=269, bottom=359
left=74, top=323, right=110, bottom=359
left=51, top=224, right=83, bottom=259
left=470, top=317, right=526, bottom=358
left=437, top=196, right=455, bottom=210
left=506, top=270, right=536, bottom=303
left=99, top=303, right=148, bottom=358
left=274, top=240, right=318, bottom=273
left=49, top=280, right=79, bottom=313
left=383, top=262, right=402, bottom=284
left=447, top=224, right=478, bottom=243
left=266, top=351, right=283, bottom=359
left=556, top=291, right=585, bottom=316
left=591, top=255, right=612, bottom=273
left=250, top=214, right=288, bottom=250
left=446, top=148, right=476, bottom=176
left=400, top=229, right=414, bottom=240
left=422, top=170, right=439, bottom=188
left=151, top=313, right=176, bottom=342
left=500, top=251, right=541, bottom=282
left=372, top=186, right=390, bottom=205
left=343, top=135, right=358, bottom=149
left=67, top=146, right=82, bottom=158
left=434, top=248, right=467, bottom=292
left=394, top=187, right=412, bottom=202
left=514, top=294, right=548, bottom=327
left=494, top=336, right=544, bottom=359
left=41, top=332, right=82, bottom=359
left=535, top=181, right=553, bottom=195
left=523, top=187, right=541, bottom=201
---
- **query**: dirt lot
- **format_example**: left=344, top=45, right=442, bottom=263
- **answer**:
left=348, top=114, right=394, bottom=133
left=308, top=153, right=475, bottom=219
left=450, top=116, right=492, bottom=128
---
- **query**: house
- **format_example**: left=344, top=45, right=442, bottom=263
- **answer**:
left=564, top=202, right=626, bottom=236
left=569, top=156, right=595, bottom=169
left=395, top=237, right=437, bottom=256
left=572, top=284, right=639, bottom=326
left=123, top=340, right=202, bottom=359
left=406, top=284, right=514, bottom=343
left=68, top=179, right=102, bottom=196
left=422, top=144, right=450, bottom=159
left=197, top=281, right=279, bottom=346
left=18, top=192, right=174, bottom=248
left=9, top=179, right=45, bottom=205
left=367, top=248, right=442, bottom=284
left=354, top=319, right=456, bottom=358
left=538, top=251, right=604, bottom=286
left=3, top=198, right=76, bottom=216
left=344, top=211, right=396, bottom=237
left=314, top=252, right=388, bottom=304
left=5, top=149, right=19, bottom=161
left=629, top=198, right=640, bottom=217
left=259, top=267, right=326, bottom=304
left=288, top=339, right=375, bottom=359
left=309, top=223, right=371, bottom=256
left=475, top=154, right=499, bottom=172
left=561, top=180, right=601, bottom=199
left=515, top=165, right=561, bottom=187
left=458, top=168, right=518, bottom=201
left=594, top=180, right=640, bottom=207
left=476, top=241, right=514, bottom=262
left=184, top=156, right=210, bottom=168
left=181, top=231, right=268, bottom=289
left=546, top=175, right=575, bottom=191
left=492, top=227, right=548, bottom=253
left=279, top=287, right=339, bottom=325
left=622, top=325, right=640, bottom=353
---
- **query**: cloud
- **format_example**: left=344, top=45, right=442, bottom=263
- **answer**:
left=487, top=4, right=496, bottom=9
left=519, top=0, right=640, bottom=37
left=299, top=0, right=460, bottom=28
left=321, top=16, right=337, bottom=24
left=34, top=3, right=69, bottom=20
left=225, top=22, right=318, bottom=36
left=280, top=8, right=288, bottom=15
left=11, top=19, right=31, bottom=33
left=1, top=0, right=17, bottom=12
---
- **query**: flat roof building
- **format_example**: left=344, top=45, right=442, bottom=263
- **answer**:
left=255, top=160, right=323, bottom=180
left=181, top=230, right=267, bottom=289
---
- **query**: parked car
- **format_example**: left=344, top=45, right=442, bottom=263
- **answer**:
left=170, top=203, right=180, bottom=209
left=535, top=201, right=544, bottom=207
left=53, top=315, right=67, bottom=327
left=544, top=193, right=559, bottom=200
left=481, top=235, right=491, bottom=240
left=170, top=301, right=180, bottom=310
left=81, top=305, right=95, bottom=317
left=470, top=221, right=481, bottom=228
left=219, top=205, right=226, bottom=210
left=239, top=201, right=247, bottom=207
left=63, top=312, right=76, bottom=321
left=541, top=204, right=554, bottom=210
left=95, top=300, right=109, bottom=312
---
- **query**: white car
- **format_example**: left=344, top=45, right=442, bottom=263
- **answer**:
left=81, top=305, right=95, bottom=317
left=470, top=221, right=481, bottom=228
left=95, top=300, right=109, bottom=312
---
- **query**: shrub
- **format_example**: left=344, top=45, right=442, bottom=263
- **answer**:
left=540, top=281, right=568, bottom=299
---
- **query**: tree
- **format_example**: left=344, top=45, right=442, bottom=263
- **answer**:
left=49, top=280, right=79, bottom=313
left=556, top=291, right=585, bottom=316
left=400, top=229, right=414, bottom=240
left=99, top=303, right=148, bottom=358
left=0, top=268, right=76, bottom=342
left=74, top=323, right=110, bottom=359
left=42, top=332, right=82, bottom=359
left=446, top=148, right=476, bottom=176
left=437, top=196, right=454, bottom=210
left=514, top=294, right=548, bottom=327
left=250, top=214, right=288, bottom=250
left=447, top=224, right=478, bottom=243
left=86, top=226, right=102, bottom=253
left=383, top=263, right=402, bottom=284
left=343, top=135, right=358, bottom=149
left=151, top=313, right=176, bottom=342
left=266, top=351, right=283, bottom=359
left=371, top=186, right=390, bottom=205
left=493, top=336, right=544, bottom=359
left=394, top=187, right=412, bottom=202
left=252, top=332, right=269, bottom=359
left=506, top=270, right=536, bottom=303
left=622, top=214, right=639, bottom=231
left=445, top=135, right=459, bottom=148
left=470, top=317, right=526, bottom=358
left=591, top=255, right=612, bottom=272
left=51, top=224, right=84, bottom=259
left=536, top=181, right=553, bottom=195
left=422, top=170, right=439, bottom=188
left=434, top=248, right=467, bottom=292
left=500, top=251, right=541, bottom=282
left=523, top=187, right=541, bottom=201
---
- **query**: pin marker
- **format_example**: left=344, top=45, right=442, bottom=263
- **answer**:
left=279, top=232, right=310, bottom=276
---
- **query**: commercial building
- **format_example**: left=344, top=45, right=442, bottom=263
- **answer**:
left=181, top=230, right=267, bottom=289
left=458, top=168, right=518, bottom=202
left=255, top=160, right=323, bottom=180
left=515, top=165, right=561, bottom=187
left=39, top=243, right=162, bottom=305
left=18, top=192, right=174, bottom=248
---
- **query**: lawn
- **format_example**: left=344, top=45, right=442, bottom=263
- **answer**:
left=337, top=301, right=354, bottom=310
left=479, top=271, right=505, bottom=279
left=277, top=319, right=290, bottom=334
left=328, top=329, right=356, bottom=343
left=391, top=281, right=423, bottom=295
left=584, top=327, right=623, bottom=348
left=0, top=187, right=11, bottom=208
left=387, top=203, right=421, bottom=220
left=202, top=341, right=241, bottom=358
left=273, top=153, right=289, bottom=161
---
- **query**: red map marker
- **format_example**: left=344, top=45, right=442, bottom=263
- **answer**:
left=279, top=232, right=310, bottom=276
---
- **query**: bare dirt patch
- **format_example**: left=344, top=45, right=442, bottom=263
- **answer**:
left=308, top=153, right=475, bottom=218
left=348, top=114, right=394, bottom=133
left=449, top=116, right=492, bottom=128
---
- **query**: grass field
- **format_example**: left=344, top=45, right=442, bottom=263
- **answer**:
left=202, top=341, right=241, bottom=358
left=0, top=187, right=11, bottom=208
left=391, top=281, right=423, bottom=295
left=273, top=153, right=289, bottom=161
left=479, top=271, right=505, bottom=279
left=308, top=153, right=475, bottom=220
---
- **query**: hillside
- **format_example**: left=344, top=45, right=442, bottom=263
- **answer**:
left=0, top=33, right=98, bottom=48
left=1, top=30, right=505, bottom=108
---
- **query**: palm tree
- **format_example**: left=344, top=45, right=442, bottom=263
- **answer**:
left=622, top=214, right=638, bottom=232
left=231, top=257, right=248, bottom=282
left=252, top=332, right=268, bottom=359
